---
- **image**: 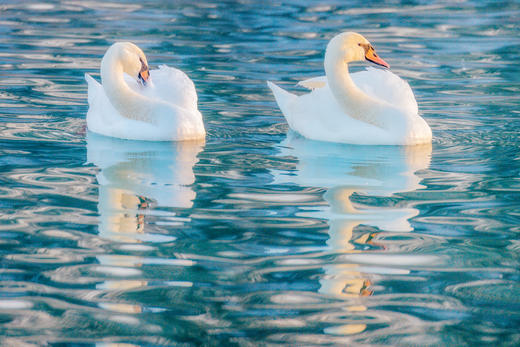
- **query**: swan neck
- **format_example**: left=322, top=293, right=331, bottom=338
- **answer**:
left=324, top=51, right=387, bottom=128
left=101, top=51, right=152, bottom=123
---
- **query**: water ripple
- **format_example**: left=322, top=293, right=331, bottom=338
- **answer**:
left=0, top=0, right=519, bottom=345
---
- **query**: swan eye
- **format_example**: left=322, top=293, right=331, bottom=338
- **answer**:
left=359, top=43, right=370, bottom=54
left=139, top=57, right=148, bottom=71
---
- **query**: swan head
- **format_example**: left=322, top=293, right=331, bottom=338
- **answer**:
left=326, top=32, right=389, bottom=68
left=102, top=42, right=150, bottom=85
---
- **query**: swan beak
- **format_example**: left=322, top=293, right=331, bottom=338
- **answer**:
left=365, top=47, right=390, bottom=69
left=138, top=68, right=150, bottom=86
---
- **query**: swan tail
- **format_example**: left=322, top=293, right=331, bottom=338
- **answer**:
left=84, top=73, right=96, bottom=86
left=267, top=81, right=297, bottom=123
left=85, top=73, right=102, bottom=105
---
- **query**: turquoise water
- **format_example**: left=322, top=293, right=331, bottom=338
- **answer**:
left=1, top=0, right=520, bottom=345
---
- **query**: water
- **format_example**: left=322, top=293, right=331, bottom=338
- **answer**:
left=1, top=0, right=519, bottom=345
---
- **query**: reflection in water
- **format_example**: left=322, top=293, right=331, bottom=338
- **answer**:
left=87, top=132, right=204, bottom=241
left=273, top=132, right=431, bottom=334
left=86, top=133, right=203, bottom=316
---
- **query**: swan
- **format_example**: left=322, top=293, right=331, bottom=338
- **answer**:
left=267, top=32, right=432, bottom=145
left=85, top=42, right=205, bottom=141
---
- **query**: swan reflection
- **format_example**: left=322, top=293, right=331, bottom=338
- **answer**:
left=274, top=132, right=431, bottom=242
left=87, top=132, right=203, bottom=315
left=87, top=132, right=204, bottom=241
left=272, top=132, right=431, bottom=333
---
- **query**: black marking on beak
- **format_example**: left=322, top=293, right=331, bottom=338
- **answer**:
left=138, top=57, right=149, bottom=86
left=361, top=43, right=389, bottom=68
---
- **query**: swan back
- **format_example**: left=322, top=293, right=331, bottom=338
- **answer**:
left=351, top=67, right=418, bottom=115
left=143, top=65, right=198, bottom=111
left=298, top=68, right=418, bottom=116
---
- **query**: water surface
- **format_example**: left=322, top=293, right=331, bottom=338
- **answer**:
left=1, top=0, right=519, bottom=345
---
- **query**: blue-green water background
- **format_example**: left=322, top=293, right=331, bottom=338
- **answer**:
left=1, top=0, right=520, bottom=345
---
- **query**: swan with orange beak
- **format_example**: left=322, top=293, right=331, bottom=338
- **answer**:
left=85, top=42, right=205, bottom=141
left=268, top=32, right=431, bottom=145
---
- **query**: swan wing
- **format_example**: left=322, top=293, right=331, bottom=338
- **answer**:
left=352, top=67, right=418, bottom=115
left=145, top=65, right=198, bottom=111
left=295, top=68, right=418, bottom=115
left=298, top=76, right=327, bottom=90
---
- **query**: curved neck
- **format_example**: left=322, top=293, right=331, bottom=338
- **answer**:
left=101, top=53, right=153, bottom=123
left=324, top=50, right=388, bottom=128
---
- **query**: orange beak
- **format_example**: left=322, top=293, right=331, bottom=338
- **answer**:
left=365, top=46, right=390, bottom=69
left=138, top=68, right=150, bottom=85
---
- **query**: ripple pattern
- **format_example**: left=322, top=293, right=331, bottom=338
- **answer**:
left=0, top=0, right=519, bottom=345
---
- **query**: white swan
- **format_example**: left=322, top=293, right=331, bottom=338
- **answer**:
left=85, top=42, right=205, bottom=141
left=268, top=32, right=432, bottom=145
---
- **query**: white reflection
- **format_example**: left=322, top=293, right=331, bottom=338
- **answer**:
left=87, top=132, right=204, bottom=242
left=87, top=132, right=203, bottom=316
left=273, top=131, right=431, bottom=242
left=272, top=132, right=432, bottom=327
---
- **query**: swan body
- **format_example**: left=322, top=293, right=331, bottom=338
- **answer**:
left=86, top=42, right=205, bottom=141
left=268, top=32, right=432, bottom=145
